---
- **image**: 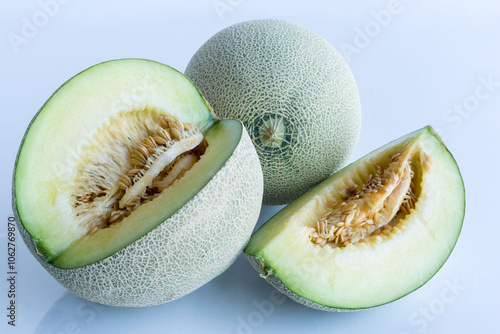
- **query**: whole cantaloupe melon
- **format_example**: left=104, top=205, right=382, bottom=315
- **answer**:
left=185, top=19, right=361, bottom=205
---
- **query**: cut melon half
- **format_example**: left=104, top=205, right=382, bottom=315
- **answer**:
left=13, top=59, right=263, bottom=306
left=245, top=126, right=464, bottom=310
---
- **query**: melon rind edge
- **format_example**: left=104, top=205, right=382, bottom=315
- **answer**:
left=13, top=128, right=263, bottom=307
left=245, top=255, right=350, bottom=312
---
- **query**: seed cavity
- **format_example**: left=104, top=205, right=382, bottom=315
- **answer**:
left=309, top=145, right=430, bottom=248
left=118, top=131, right=203, bottom=209
left=71, top=110, right=206, bottom=234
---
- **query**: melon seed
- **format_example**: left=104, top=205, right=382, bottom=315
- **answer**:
left=72, top=112, right=206, bottom=234
left=310, top=145, right=427, bottom=247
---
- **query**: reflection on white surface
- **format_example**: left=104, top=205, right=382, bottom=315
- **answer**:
left=31, top=255, right=312, bottom=334
left=32, top=206, right=285, bottom=334
left=34, top=293, right=107, bottom=334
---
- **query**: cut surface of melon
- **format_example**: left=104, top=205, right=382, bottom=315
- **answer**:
left=14, top=59, right=223, bottom=267
left=51, top=119, right=242, bottom=268
left=245, top=126, right=464, bottom=310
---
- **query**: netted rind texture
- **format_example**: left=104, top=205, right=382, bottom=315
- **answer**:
left=246, top=255, right=354, bottom=312
left=185, top=19, right=361, bottom=205
left=14, top=129, right=263, bottom=307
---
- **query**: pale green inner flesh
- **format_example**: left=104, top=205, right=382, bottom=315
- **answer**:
left=53, top=119, right=241, bottom=268
left=14, top=59, right=222, bottom=267
left=245, top=127, right=464, bottom=309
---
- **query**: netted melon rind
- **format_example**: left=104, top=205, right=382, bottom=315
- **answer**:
left=246, top=255, right=360, bottom=312
left=246, top=255, right=345, bottom=312
left=186, top=19, right=361, bottom=205
left=14, top=129, right=263, bottom=307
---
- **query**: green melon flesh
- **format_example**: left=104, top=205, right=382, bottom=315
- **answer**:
left=185, top=19, right=361, bottom=205
left=15, top=59, right=217, bottom=263
left=51, top=120, right=243, bottom=268
left=13, top=59, right=264, bottom=306
left=245, top=126, right=464, bottom=310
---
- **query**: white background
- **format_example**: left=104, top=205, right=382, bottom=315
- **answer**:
left=1, top=1, right=499, bottom=333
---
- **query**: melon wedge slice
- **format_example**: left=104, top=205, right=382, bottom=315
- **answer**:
left=245, top=126, right=464, bottom=310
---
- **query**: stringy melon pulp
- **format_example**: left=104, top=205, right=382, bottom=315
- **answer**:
left=245, top=126, right=465, bottom=310
left=72, top=109, right=206, bottom=235
left=53, top=117, right=242, bottom=269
